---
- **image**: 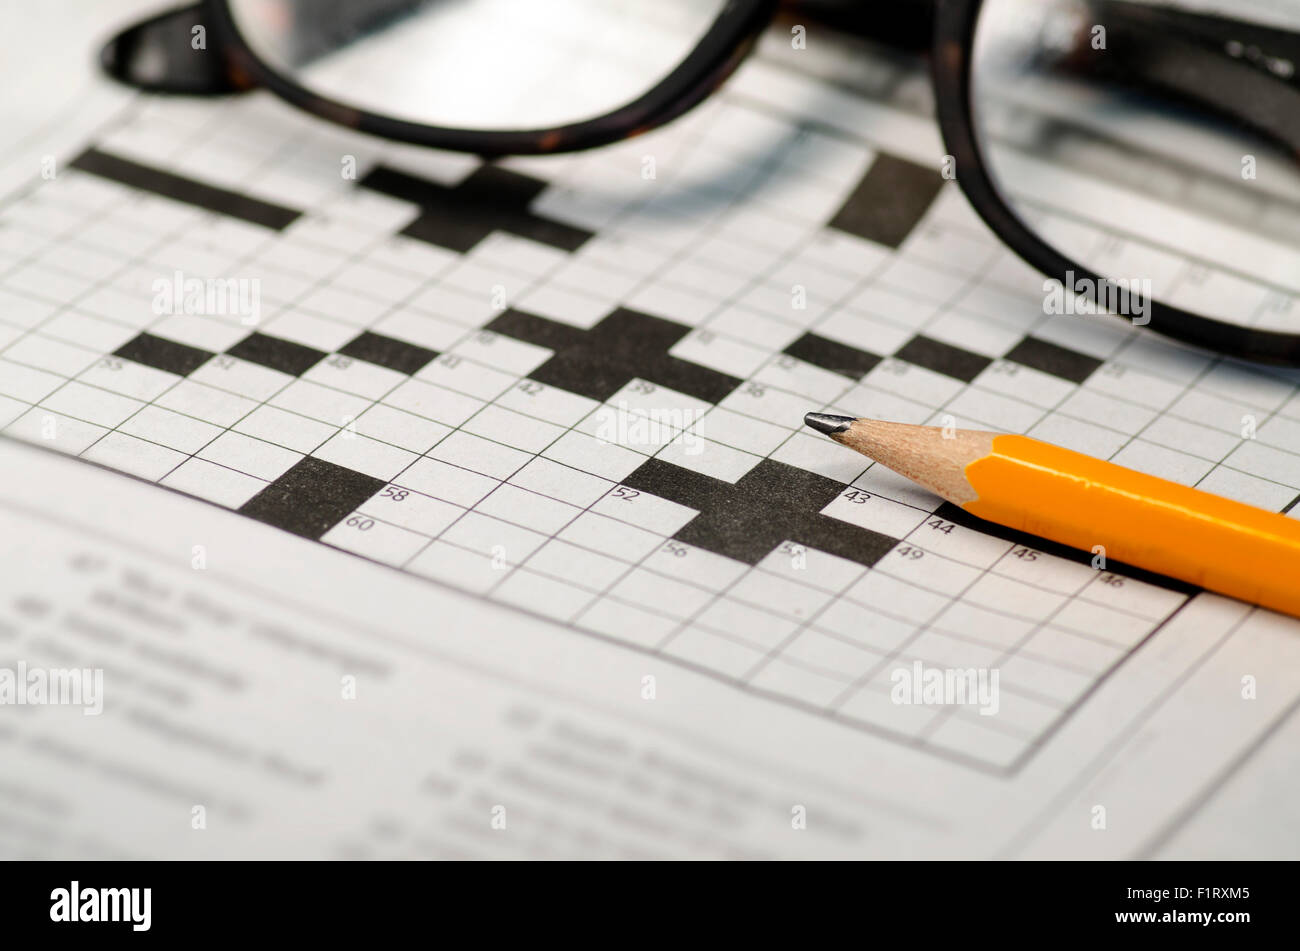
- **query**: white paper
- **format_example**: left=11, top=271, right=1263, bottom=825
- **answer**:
left=2, top=1, right=1299, bottom=858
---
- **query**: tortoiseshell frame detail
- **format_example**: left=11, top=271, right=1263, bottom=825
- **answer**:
left=203, top=0, right=779, bottom=156
left=932, top=0, right=1300, bottom=364
left=103, top=0, right=1300, bottom=364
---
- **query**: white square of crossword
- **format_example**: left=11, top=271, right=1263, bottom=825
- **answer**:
left=560, top=513, right=665, bottom=564
left=261, top=310, right=358, bottom=353
left=189, top=357, right=290, bottom=402
left=441, top=511, right=547, bottom=567
left=749, top=656, right=854, bottom=707
left=351, top=404, right=450, bottom=455
left=576, top=597, right=679, bottom=649
left=527, top=538, right=628, bottom=592
left=382, top=377, right=484, bottom=428
left=1027, top=414, right=1127, bottom=461
left=37, top=312, right=133, bottom=354
left=312, top=431, right=418, bottom=482
left=474, top=483, right=583, bottom=536
left=515, top=282, right=617, bottom=330
left=588, top=487, right=695, bottom=537
left=752, top=358, right=844, bottom=404
left=726, top=569, right=832, bottom=621
left=118, top=405, right=223, bottom=455
left=357, top=486, right=463, bottom=537
left=407, top=539, right=501, bottom=594
left=1023, top=627, right=1123, bottom=675
left=415, top=349, right=517, bottom=401
left=149, top=314, right=254, bottom=353
left=156, top=379, right=258, bottom=428
left=930, top=601, right=1033, bottom=651
left=493, top=569, right=594, bottom=624
left=876, top=546, right=982, bottom=600
left=835, top=676, right=936, bottom=736
left=923, top=715, right=1025, bottom=769
left=371, top=311, right=466, bottom=353
left=635, top=530, right=743, bottom=583
left=494, top=381, right=597, bottom=429
left=462, top=403, right=567, bottom=455
left=6, top=409, right=107, bottom=455
left=975, top=362, right=1075, bottom=410
left=695, top=597, right=799, bottom=651
left=78, top=357, right=178, bottom=402
left=781, top=630, right=885, bottom=678
left=82, top=431, right=185, bottom=482
left=821, top=489, right=929, bottom=540
left=429, top=430, right=531, bottom=481
left=397, top=456, right=499, bottom=509
left=769, top=431, right=868, bottom=485
left=301, top=356, right=405, bottom=401
left=575, top=560, right=686, bottom=625
left=811, top=602, right=915, bottom=654
left=1110, top=439, right=1213, bottom=487
left=161, top=457, right=268, bottom=508
left=4, top=335, right=99, bottom=378
left=1197, top=465, right=1296, bottom=511
left=452, top=330, right=551, bottom=378
left=508, top=457, right=613, bottom=508
left=41, top=381, right=144, bottom=428
left=322, top=516, right=429, bottom=568
left=543, top=430, right=646, bottom=483
left=698, top=407, right=791, bottom=456
left=199, top=430, right=303, bottom=482
left=756, top=544, right=866, bottom=594
left=662, top=629, right=766, bottom=680
left=234, top=404, right=336, bottom=454
left=942, top=386, right=1044, bottom=435
left=656, top=434, right=760, bottom=483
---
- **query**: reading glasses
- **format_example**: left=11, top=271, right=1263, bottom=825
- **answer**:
left=103, top=0, right=1300, bottom=364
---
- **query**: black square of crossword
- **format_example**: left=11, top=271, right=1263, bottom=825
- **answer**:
left=894, top=334, right=992, bottom=383
left=226, top=332, right=327, bottom=377
left=338, top=331, right=438, bottom=376
left=783, top=333, right=882, bottom=379
left=829, top=153, right=947, bottom=248
left=239, top=456, right=386, bottom=540
left=360, top=163, right=593, bottom=254
left=114, top=332, right=214, bottom=376
left=623, top=457, right=898, bottom=568
left=485, top=307, right=741, bottom=404
left=71, top=147, right=301, bottom=231
left=1003, top=335, right=1103, bottom=384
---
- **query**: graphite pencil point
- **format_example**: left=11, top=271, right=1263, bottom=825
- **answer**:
left=804, top=412, right=855, bottom=435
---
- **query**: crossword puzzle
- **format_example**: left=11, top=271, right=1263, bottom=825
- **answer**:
left=3, top=52, right=1299, bottom=773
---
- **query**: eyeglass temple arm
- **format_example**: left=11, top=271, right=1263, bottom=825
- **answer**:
left=98, top=0, right=426, bottom=94
left=1084, top=0, right=1300, bottom=154
left=1092, top=0, right=1300, bottom=87
left=100, top=3, right=244, bottom=95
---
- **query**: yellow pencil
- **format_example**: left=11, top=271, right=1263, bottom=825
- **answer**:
left=804, top=413, right=1300, bottom=618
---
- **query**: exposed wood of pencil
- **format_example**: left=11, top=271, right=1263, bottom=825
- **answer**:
left=830, top=418, right=996, bottom=506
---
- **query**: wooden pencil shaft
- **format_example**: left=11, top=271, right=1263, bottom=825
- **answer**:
left=813, top=416, right=1300, bottom=619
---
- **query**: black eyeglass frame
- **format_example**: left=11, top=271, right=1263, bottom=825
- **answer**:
left=205, top=0, right=780, bottom=155
left=931, top=0, right=1300, bottom=366
left=111, top=0, right=1300, bottom=366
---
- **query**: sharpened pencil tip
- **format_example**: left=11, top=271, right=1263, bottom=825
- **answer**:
left=804, top=412, right=855, bottom=435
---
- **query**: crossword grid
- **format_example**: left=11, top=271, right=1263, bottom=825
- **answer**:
left=2, top=56, right=1299, bottom=771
